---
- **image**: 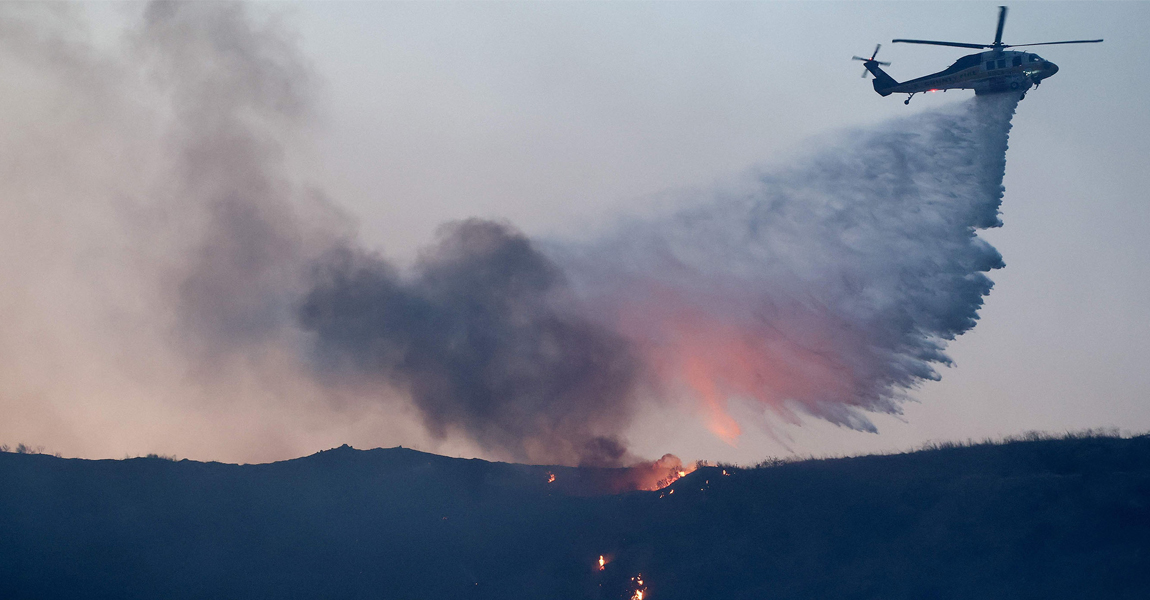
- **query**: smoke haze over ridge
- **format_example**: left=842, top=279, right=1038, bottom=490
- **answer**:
left=0, top=3, right=1018, bottom=465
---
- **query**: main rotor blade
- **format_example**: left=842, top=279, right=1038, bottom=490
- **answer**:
left=892, top=39, right=989, bottom=49
left=1003, top=39, right=1104, bottom=48
left=994, top=6, right=1008, bottom=46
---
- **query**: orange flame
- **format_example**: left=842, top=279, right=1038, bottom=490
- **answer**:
left=546, top=472, right=556, bottom=484
left=630, top=573, right=647, bottom=599
left=611, top=454, right=696, bottom=492
left=598, top=555, right=606, bottom=571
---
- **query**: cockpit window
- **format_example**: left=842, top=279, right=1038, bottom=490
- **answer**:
left=1013, top=56, right=1022, bottom=67
left=1030, top=55, right=1040, bottom=62
left=950, top=55, right=982, bottom=70
left=936, top=54, right=983, bottom=76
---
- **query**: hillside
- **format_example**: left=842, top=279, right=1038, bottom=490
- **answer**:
left=2, top=434, right=1149, bottom=599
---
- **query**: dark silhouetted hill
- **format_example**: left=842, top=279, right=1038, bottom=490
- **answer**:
left=2, top=434, right=1149, bottom=599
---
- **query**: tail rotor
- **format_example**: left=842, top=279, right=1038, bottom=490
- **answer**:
left=852, top=44, right=891, bottom=78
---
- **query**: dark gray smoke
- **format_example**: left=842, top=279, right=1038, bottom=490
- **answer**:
left=299, top=219, right=639, bottom=466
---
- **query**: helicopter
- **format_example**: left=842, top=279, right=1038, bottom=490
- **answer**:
left=854, top=6, right=1101, bottom=104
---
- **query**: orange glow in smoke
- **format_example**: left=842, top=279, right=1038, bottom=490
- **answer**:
left=682, top=352, right=742, bottom=445
left=622, top=297, right=861, bottom=447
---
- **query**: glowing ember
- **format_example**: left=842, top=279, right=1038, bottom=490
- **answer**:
left=630, top=574, right=647, bottom=599
left=546, top=472, right=556, bottom=484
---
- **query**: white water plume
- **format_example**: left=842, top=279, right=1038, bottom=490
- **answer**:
left=556, top=94, right=1019, bottom=443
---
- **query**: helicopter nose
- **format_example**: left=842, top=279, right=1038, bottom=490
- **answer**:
left=1033, top=61, right=1059, bottom=83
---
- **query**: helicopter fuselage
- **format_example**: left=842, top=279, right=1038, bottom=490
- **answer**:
left=868, top=49, right=1059, bottom=100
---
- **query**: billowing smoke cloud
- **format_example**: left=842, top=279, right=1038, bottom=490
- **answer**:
left=299, top=220, right=639, bottom=466
left=0, top=2, right=1019, bottom=466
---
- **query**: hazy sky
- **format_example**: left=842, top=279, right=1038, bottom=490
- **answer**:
left=3, top=2, right=1148, bottom=465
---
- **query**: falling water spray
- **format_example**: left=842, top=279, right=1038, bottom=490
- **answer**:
left=554, top=95, right=1018, bottom=444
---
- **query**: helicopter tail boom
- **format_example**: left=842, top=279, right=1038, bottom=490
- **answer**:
left=864, top=62, right=900, bottom=96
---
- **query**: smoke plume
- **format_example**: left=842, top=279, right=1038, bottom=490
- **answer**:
left=299, top=220, right=639, bottom=466
left=0, top=2, right=1019, bottom=465
left=0, top=2, right=353, bottom=462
